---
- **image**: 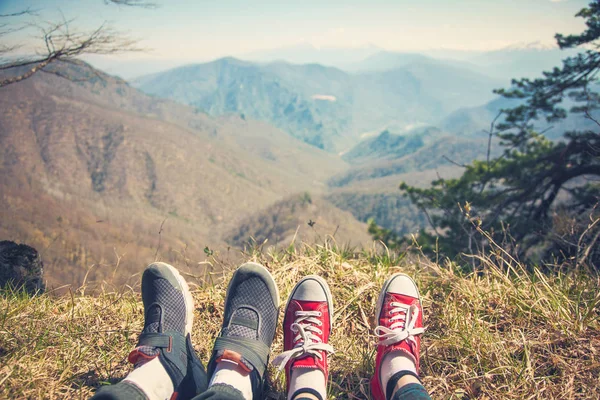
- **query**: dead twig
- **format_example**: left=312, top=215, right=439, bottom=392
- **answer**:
left=154, top=217, right=167, bottom=261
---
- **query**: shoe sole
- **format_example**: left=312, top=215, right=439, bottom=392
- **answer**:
left=150, top=262, right=195, bottom=336
left=285, top=274, right=334, bottom=330
left=375, top=273, right=421, bottom=322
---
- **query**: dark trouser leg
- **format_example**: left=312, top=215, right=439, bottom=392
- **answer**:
left=90, top=382, right=147, bottom=400
left=191, top=383, right=246, bottom=400
left=90, top=335, right=209, bottom=400
left=191, top=366, right=262, bottom=400
left=391, top=382, right=432, bottom=400
left=91, top=381, right=246, bottom=400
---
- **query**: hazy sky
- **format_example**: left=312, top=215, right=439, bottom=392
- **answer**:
left=0, top=0, right=591, bottom=62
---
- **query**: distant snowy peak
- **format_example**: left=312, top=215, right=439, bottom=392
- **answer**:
left=499, top=41, right=558, bottom=52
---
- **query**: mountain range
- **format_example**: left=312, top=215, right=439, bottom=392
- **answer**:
left=1, top=42, right=584, bottom=288
left=132, top=56, right=502, bottom=152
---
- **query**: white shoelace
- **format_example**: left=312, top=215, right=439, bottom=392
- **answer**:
left=272, top=310, right=335, bottom=373
left=374, top=302, right=425, bottom=347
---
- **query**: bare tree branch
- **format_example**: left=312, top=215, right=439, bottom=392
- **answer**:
left=442, top=155, right=467, bottom=168
left=485, top=111, right=503, bottom=168
left=0, top=17, right=141, bottom=87
left=0, top=8, right=38, bottom=18
left=0, top=8, right=38, bottom=55
left=39, top=59, right=106, bottom=83
left=581, top=83, right=600, bottom=128
left=105, top=0, right=159, bottom=8
left=0, top=2, right=151, bottom=87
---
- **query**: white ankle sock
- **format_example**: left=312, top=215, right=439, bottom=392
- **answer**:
left=123, top=357, right=174, bottom=400
left=288, top=368, right=326, bottom=400
left=380, top=351, right=417, bottom=398
left=209, top=361, right=253, bottom=400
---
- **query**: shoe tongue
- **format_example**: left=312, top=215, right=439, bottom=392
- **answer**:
left=291, top=354, right=319, bottom=370
left=143, top=304, right=162, bottom=334
left=386, top=295, right=409, bottom=329
left=217, top=307, right=259, bottom=372
left=227, top=307, right=258, bottom=339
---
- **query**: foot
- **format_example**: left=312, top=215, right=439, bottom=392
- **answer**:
left=273, top=275, right=334, bottom=400
left=126, top=262, right=207, bottom=399
left=370, top=273, right=425, bottom=400
left=207, top=262, right=280, bottom=398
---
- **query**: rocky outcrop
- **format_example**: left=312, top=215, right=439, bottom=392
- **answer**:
left=0, top=241, right=45, bottom=294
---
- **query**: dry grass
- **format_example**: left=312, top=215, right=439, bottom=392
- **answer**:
left=1, top=242, right=599, bottom=399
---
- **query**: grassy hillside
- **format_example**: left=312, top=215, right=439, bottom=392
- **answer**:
left=1, top=243, right=598, bottom=399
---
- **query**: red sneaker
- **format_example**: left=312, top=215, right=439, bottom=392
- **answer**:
left=272, top=275, right=335, bottom=394
left=371, top=273, right=425, bottom=400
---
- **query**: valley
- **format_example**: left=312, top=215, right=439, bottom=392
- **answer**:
left=0, top=45, right=572, bottom=288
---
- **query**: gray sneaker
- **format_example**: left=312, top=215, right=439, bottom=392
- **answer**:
left=129, top=262, right=208, bottom=399
left=207, top=262, right=280, bottom=398
left=92, top=262, right=208, bottom=400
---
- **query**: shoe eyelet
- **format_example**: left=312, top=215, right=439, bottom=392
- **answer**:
left=317, top=312, right=322, bottom=317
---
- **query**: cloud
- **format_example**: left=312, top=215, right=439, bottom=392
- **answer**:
left=312, top=94, right=337, bottom=102
left=550, top=0, right=569, bottom=2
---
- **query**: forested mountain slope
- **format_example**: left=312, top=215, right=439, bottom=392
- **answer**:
left=0, top=62, right=365, bottom=288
